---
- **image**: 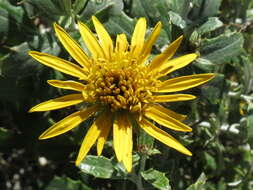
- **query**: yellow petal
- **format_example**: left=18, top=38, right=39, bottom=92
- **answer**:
left=75, top=113, right=106, bottom=166
left=97, top=112, right=113, bottom=156
left=139, top=118, right=192, bottom=156
left=144, top=105, right=192, bottom=132
left=115, top=34, right=129, bottom=58
left=54, top=23, right=90, bottom=70
left=158, top=54, right=197, bottom=76
left=47, top=80, right=85, bottom=92
left=153, top=94, right=196, bottom=103
left=146, top=104, right=186, bottom=121
left=78, top=21, right=105, bottom=58
left=92, top=16, right=113, bottom=59
left=39, top=105, right=97, bottom=140
left=29, top=51, right=88, bottom=80
left=131, top=17, right=146, bottom=57
left=113, top=114, right=124, bottom=162
left=121, top=115, right=133, bottom=172
left=29, top=94, right=84, bottom=112
left=149, top=35, right=183, bottom=70
left=141, top=21, right=162, bottom=60
left=156, top=74, right=215, bottom=93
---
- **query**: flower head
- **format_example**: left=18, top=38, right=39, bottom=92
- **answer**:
left=29, top=16, right=214, bottom=172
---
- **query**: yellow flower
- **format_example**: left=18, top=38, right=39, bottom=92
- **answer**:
left=29, top=16, right=214, bottom=172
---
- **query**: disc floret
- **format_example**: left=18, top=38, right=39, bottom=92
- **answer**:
left=86, top=56, right=158, bottom=112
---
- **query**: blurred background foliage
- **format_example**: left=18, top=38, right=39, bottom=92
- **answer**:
left=0, top=0, right=253, bottom=189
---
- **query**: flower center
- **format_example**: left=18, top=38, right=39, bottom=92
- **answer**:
left=85, top=58, right=158, bottom=112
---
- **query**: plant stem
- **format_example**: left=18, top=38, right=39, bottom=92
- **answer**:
left=136, top=154, right=148, bottom=190
left=136, top=177, right=144, bottom=190
left=123, top=178, right=127, bottom=190
left=130, top=121, right=152, bottom=190
left=129, top=153, right=147, bottom=190
left=139, top=153, right=147, bottom=172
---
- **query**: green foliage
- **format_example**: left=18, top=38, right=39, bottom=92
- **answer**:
left=1, top=0, right=253, bottom=189
left=79, top=156, right=115, bottom=179
left=141, top=169, right=171, bottom=190
left=247, top=103, right=253, bottom=147
left=45, top=176, right=92, bottom=190
left=186, top=173, right=207, bottom=190
left=200, top=33, right=244, bottom=65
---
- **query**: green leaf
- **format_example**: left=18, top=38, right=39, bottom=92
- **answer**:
left=130, top=0, right=158, bottom=22
left=129, top=0, right=192, bottom=41
left=108, top=0, right=124, bottom=16
left=73, top=0, right=88, bottom=14
left=45, top=176, right=92, bottom=190
left=241, top=56, right=253, bottom=93
left=194, top=58, right=216, bottom=72
left=200, top=74, right=224, bottom=104
left=190, top=17, right=223, bottom=45
left=189, top=30, right=199, bottom=45
left=186, top=173, right=207, bottom=190
left=154, top=1, right=172, bottom=40
left=247, top=103, right=253, bottom=148
left=148, top=148, right=161, bottom=156
left=200, top=33, right=244, bottom=64
left=141, top=169, right=171, bottom=190
left=111, top=153, right=140, bottom=178
left=60, top=0, right=72, bottom=16
left=247, top=9, right=253, bottom=21
left=166, top=0, right=191, bottom=17
left=0, top=0, right=25, bottom=42
left=78, top=0, right=123, bottom=21
left=201, top=0, right=222, bottom=17
left=3, top=33, right=60, bottom=77
left=129, top=0, right=173, bottom=40
left=197, top=17, right=223, bottom=35
left=203, top=152, right=217, bottom=170
left=79, top=155, right=114, bottom=179
left=27, top=0, right=64, bottom=18
left=0, top=0, right=24, bottom=25
left=79, top=1, right=112, bottom=21
left=168, top=11, right=186, bottom=29
left=104, top=12, right=134, bottom=39
left=189, top=0, right=222, bottom=22
left=0, top=33, right=61, bottom=102
left=155, top=28, right=170, bottom=49
left=0, top=5, right=8, bottom=37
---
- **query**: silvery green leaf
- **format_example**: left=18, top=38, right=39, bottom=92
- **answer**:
left=45, top=176, right=92, bottom=190
left=168, top=11, right=186, bottom=29
left=79, top=155, right=114, bottom=179
left=141, top=169, right=171, bottom=190
left=197, top=17, right=223, bottom=35
left=200, top=33, right=244, bottom=64
left=186, top=173, right=207, bottom=190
